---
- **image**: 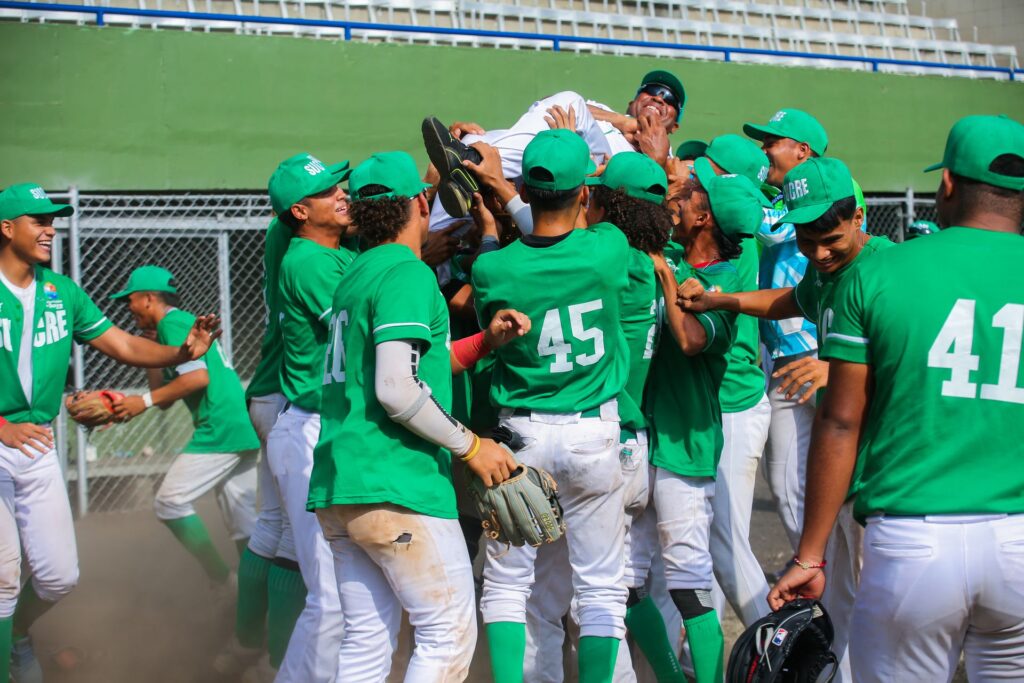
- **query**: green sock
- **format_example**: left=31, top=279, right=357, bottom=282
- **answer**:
left=161, top=515, right=230, bottom=583
left=0, top=616, right=12, bottom=682
left=625, top=596, right=686, bottom=682
left=485, top=621, right=526, bottom=683
left=236, top=548, right=273, bottom=648
left=578, top=635, right=619, bottom=683
left=13, top=583, right=54, bottom=639
left=682, top=611, right=724, bottom=683
left=266, top=562, right=306, bottom=668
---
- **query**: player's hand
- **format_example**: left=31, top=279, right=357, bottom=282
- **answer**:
left=768, top=563, right=827, bottom=611
left=635, top=111, right=670, bottom=167
left=469, top=193, right=499, bottom=240
left=465, top=438, right=517, bottom=487
left=649, top=251, right=674, bottom=280
left=484, top=309, right=531, bottom=349
left=421, top=223, right=463, bottom=267
left=676, top=277, right=711, bottom=313
left=773, top=357, right=829, bottom=403
left=180, top=314, right=221, bottom=361
left=423, top=162, right=442, bottom=195
left=449, top=121, right=485, bottom=139
left=112, top=394, right=147, bottom=422
left=0, top=422, right=54, bottom=459
left=544, top=105, right=577, bottom=131
left=463, top=142, right=512, bottom=196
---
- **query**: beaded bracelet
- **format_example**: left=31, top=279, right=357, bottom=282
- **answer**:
left=793, top=556, right=827, bottom=571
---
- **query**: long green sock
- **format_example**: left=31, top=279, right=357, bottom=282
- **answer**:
left=1, top=616, right=12, bottom=682
left=578, top=635, right=619, bottom=683
left=625, top=596, right=686, bottom=682
left=683, top=611, right=724, bottom=683
left=485, top=621, right=526, bottom=683
left=236, top=548, right=273, bottom=648
left=13, top=583, right=54, bottom=639
left=162, top=515, right=230, bottom=583
left=266, top=562, right=306, bottom=668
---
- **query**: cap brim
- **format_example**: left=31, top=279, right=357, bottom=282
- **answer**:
left=693, top=156, right=717, bottom=189
left=108, top=289, right=132, bottom=300
left=675, top=140, right=708, bottom=160
left=922, top=161, right=944, bottom=173
left=743, top=123, right=779, bottom=142
left=328, top=161, right=352, bottom=182
left=26, top=201, right=74, bottom=218
left=776, top=202, right=832, bottom=227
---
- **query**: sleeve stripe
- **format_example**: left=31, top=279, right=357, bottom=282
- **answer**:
left=318, top=308, right=333, bottom=321
left=373, top=322, right=430, bottom=335
left=697, top=312, right=717, bottom=347
left=78, top=317, right=109, bottom=335
left=826, top=332, right=869, bottom=345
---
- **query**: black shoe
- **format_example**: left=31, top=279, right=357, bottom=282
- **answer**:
left=422, top=116, right=483, bottom=218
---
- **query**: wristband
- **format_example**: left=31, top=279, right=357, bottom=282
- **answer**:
left=452, top=332, right=492, bottom=369
left=460, top=435, right=482, bottom=463
left=142, top=392, right=154, bottom=409
left=793, top=555, right=827, bottom=571
left=0, top=415, right=6, bottom=427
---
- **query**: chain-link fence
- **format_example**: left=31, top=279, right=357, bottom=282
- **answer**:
left=50, top=188, right=933, bottom=515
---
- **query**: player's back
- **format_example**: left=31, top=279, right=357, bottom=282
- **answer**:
left=823, top=226, right=1024, bottom=521
left=471, top=222, right=630, bottom=413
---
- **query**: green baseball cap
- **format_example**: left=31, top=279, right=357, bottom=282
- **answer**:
left=776, top=157, right=854, bottom=227
left=675, top=139, right=708, bottom=161
left=693, top=157, right=770, bottom=240
left=924, top=114, right=1024, bottom=191
left=705, top=134, right=771, bottom=187
left=0, top=184, right=73, bottom=221
left=744, top=109, right=829, bottom=156
left=268, top=153, right=351, bottom=216
left=638, top=70, right=686, bottom=122
left=907, top=219, right=939, bottom=237
left=522, top=129, right=596, bottom=191
left=349, top=151, right=432, bottom=201
left=109, top=265, right=178, bottom=300
left=585, top=152, right=668, bottom=204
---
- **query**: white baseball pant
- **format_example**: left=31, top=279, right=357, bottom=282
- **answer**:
left=246, top=393, right=296, bottom=561
left=316, top=504, right=477, bottom=683
left=481, top=406, right=627, bottom=642
left=710, top=395, right=772, bottom=627
left=851, top=514, right=1024, bottom=683
left=652, top=469, right=715, bottom=592
left=154, top=450, right=259, bottom=540
left=0, top=441, right=78, bottom=619
left=266, top=407, right=343, bottom=683
left=821, top=501, right=862, bottom=683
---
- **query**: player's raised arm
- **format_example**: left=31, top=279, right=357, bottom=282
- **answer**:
left=450, top=308, right=531, bottom=375
left=86, top=314, right=220, bottom=368
left=652, top=252, right=708, bottom=356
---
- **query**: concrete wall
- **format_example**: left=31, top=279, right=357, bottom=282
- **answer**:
left=917, top=0, right=1024, bottom=66
left=1, top=22, right=1022, bottom=193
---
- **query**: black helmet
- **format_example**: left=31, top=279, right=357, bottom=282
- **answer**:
left=726, top=599, right=838, bottom=683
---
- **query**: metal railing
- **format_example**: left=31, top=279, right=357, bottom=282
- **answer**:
left=3, top=1, right=1021, bottom=80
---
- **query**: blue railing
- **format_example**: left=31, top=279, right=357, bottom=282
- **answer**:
left=2, top=0, right=1021, bottom=80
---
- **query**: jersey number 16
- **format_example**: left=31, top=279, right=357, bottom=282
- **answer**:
left=323, top=310, right=349, bottom=386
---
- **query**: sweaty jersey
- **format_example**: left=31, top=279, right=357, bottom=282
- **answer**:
left=308, top=244, right=457, bottom=519
left=822, top=227, right=1024, bottom=522
left=618, top=248, right=658, bottom=433
left=471, top=222, right=630, bottom=413
left=278, top=236, right=357, bottom=412
left=246, top=218, right=291, bottom=400
left=157, top=308, right=259, bottom=454
left=721, top=238, right=767, bottom=413
left=0, top=266, right=112, bottom=424
left=647, top=249, right=741, bottom=478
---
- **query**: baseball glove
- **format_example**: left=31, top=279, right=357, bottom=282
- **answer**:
left=466, top=426, right=565, bottom=547
left=726, top=598, right=838, bottom=683
left=65, top=390, right=125, bottom=429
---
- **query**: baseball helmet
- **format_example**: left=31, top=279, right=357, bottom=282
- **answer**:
left=726, top=599, right=838, bottom=683
left=905, top=219, right=938, bottom=240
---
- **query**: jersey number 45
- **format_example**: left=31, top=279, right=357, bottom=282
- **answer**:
left=537, top=299, right=606, bottom=374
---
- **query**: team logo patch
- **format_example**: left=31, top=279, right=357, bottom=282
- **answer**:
left=758, top=165, right=769, bottom=182
left=770, top=110, right=787, bottom=123
left=708, top=285, right=722, bottom=293
left=304, top=155, right=327, bottom=176
left=771, top=628, right=789, bottom=646
left=30, top=187, right=47, bottom=200
left=44, top=282, right=58, bottom=300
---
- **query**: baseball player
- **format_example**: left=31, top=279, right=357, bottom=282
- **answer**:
left=264, top=152, right=354, bottom=683
left=307, top=150, right=525, bottom=682
left=0, top=184, right=219, bottom=682
left=646, top=158, right=768, bottom=683
left=472, top=129, right=631, bottom=683
left=110, top=265, right=260, bottom=587
left=769, top=114, right=1024, bottom=682
left=905, top=218, right=938, bottom=239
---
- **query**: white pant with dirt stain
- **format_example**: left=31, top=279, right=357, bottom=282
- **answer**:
left=267, top=406, right=343, bottom=683
left=652, top=469, right=715, bottom=592
left=153, top=450, right=259, bottom=540
left=317, top=504, right=477, bottom=683
left=481, top=406, right=627, bottom=643
left=850, top=514, right=1024, bottom=683
left=0, top=441, right=78, bottom=618
left=246, top=393, right=296, bottom=561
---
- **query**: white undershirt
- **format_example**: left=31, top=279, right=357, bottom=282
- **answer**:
left=0, top=269, right=37, bottom=404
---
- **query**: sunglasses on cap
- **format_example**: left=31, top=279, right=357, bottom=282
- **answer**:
left=636, top=83, right=680, bottom=111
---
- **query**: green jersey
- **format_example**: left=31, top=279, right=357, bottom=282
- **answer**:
left=720, top=238, right=767, bottom=413
left=647, top=250, right=740, bottom=478
left=278, top=237, right=357, bottom=412
left=618, top=248, right=658, bottom=433
left=246, top=218, right=291, bottom=400
left=794, top=235, right=894, bottom=345
left=308, top=244, right=457, bottom=519
left=157, top=308, right=259, bottom=454
left=822, top=227, right=1024, bottom=522
left=471, top=223, right=630, bottom=413
left=0, top=266, right=112, bottom=423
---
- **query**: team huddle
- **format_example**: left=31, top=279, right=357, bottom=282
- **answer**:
left=0, top=68, right=1022, bottom=683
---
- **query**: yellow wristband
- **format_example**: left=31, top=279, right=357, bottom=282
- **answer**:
left=460, top=435, right=482, bottom=463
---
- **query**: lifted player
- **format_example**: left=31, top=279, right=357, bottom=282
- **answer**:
left=0, top=184, right=218, bottom=682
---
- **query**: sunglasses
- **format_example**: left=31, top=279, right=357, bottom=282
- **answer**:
left=637, top=83, right=680, bottom=111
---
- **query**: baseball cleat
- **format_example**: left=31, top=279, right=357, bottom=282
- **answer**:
left=421, top=116, right=483, bottom=218
left=9, top=637, right=43, bottom=683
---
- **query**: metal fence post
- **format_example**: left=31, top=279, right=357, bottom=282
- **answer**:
left=217, top=229, right=233, bottom=364
left=68, top=186, right=89, bottom=516
left=902, top=187, right=915, bottom=243
left=51, top=229, right=69, bottom=474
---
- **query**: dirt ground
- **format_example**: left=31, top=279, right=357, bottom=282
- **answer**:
left=23, top=474, right=960, bottom=682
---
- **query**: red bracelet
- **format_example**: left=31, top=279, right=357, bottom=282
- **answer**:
left=0, top=415, right=6, bottom=428
left=452, top=332, right=492, bottom=369
left=793, top=556, right=827, bottom=571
